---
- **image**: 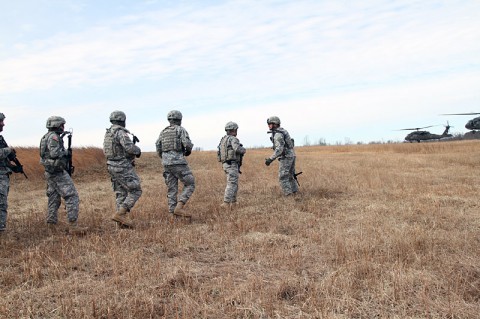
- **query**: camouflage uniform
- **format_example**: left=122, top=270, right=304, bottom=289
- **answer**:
left=266, top=117, right=298, bottom=196
left=217, top=122, right=246, bottom=203
left=39, top=118, right=80, bottom=224
left=156, top=111, right=195, bottom=214
left=0, top=135, right=13, bottom=231
left=103, top=123, right=142, bottom=213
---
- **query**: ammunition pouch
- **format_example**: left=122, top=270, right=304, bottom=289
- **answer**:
left=43, top=158, right=66, bottom=173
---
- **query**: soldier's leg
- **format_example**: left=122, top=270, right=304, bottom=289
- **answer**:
left=0, top=174, right=9, bottom=230
left=122, top=167, right=142, bottom=211
left=278, top=158, right=295, bottom=196
left=289, top=157, right=299, bottom=193
left=108, top=166, right=127, bottom=210
left=163, top=168, right=179, bottom=213
left=223, top=162, right=239, bottom=203
left=177, top=165, right=195, bottom=204
left=46, top=175, right=61, bottom=224
left=55, top=171, right=80, bottom=222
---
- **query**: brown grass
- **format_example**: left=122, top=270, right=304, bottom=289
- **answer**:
left=1, top=141, right=479, bottom=318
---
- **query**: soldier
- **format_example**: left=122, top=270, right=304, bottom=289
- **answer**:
left=0, top=113, right=16, bottom=232
left=217, top=121, right=246, bottom=207
left=265, top=116, right=299, bottom=196
left=103, top=111, right=142, bottom=229
left=155, top=110, right=195, bottom=218
left=39, top=116, right=86, bottom=233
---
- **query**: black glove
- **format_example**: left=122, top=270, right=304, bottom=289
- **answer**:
left=265, top=158, right=273, bottom=166
left=11, top=165, right=23, bottom=173
left=136, top=150, right=141, bottom=158
left=184, top=149, right=192, bottom=156
left=7, top=148, right=16, bottom=161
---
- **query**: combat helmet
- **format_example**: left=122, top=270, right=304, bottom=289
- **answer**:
left=109, top=110, right=126, bottom=122
left=46, top=116, right=66, bottom=129
left=225, top=121, right=238, bottom=131
left=267, top=116, right=281, bottom=125
left=167, top=110, right=183, bottom=121
left=0, top=113, right=5, bottom=120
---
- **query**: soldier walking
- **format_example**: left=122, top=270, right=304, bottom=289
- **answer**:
left=217, top=121, right=246, bottom=207
left=103, top=111, right=142, bottom=229
left=155, top=110, right=195, bottom=218
left=39, top=116, right=87, bottom=233
left=0, top=113, right=18, bottom=232
left=265, top=116, right=299, bottom=196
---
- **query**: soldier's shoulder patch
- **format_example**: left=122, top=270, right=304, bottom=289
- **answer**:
left=52, top=135, right=59, bottom=141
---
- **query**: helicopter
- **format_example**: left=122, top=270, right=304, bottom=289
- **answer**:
left=398, top=122, right=453, bottom=143
left=441, top=113, right=480, bottom=137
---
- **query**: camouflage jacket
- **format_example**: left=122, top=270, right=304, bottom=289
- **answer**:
left=269, top=127, right=295, bottom=160
left=0, top=135, right=13, bottom=174
left=39, top=131, right=69, bottom=173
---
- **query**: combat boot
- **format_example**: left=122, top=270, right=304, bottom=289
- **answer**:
left=220, top=201, right=237, bottom=210
left=68, top=221, right=88, bottom=235
left=112, top=207, right=135, bottom=229
left=173, top=202, right=191, bottom=219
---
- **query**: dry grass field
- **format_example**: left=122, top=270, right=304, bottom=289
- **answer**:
left=1, top=141, right=479, bottom=318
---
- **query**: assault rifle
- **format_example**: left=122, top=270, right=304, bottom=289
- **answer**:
left=238, top=144, right=244, bottom=174
left=0, top=136, right=28, bottom=178
left=132, top=133, right=139, bottom=145
left=293, top=171, right=303, bottom=186
left=61, top=129, right=74, bottom=176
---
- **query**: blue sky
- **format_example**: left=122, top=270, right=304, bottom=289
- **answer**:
left=1, top=0, right=479, bottom=150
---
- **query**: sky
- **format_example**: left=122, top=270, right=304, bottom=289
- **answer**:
left=1, top=0, right=479, bottom=151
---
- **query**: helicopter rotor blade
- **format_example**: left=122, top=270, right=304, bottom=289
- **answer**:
left=441, top=113, right=480, bottom=116
left=395, top=125, right=436, bottom=131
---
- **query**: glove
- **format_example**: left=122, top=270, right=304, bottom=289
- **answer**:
left=135, top=150, right=141, bottom=158
left=184, top=150, right=192, bottom=156
left=7, top=148, right=16, bottom=161
left=11, top=165, right=22, bottom=173
left=265, top=158, right=273, bottom=166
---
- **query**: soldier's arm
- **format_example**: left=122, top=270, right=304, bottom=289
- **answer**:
left=231, top=137, right=246, bottom=155
left=270, top=134, right=285, bottom=160
left=0, top=147, right=13, bottom=160
left=118, top=130, right=140, bottom=157
left=48, top=135, right=67, bottom=159
left=155, top=134, right=163, bottom=158
left=180, top=128, right=193, bottom=153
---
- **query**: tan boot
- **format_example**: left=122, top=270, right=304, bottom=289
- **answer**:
left=68, top=221, right=88, bottom=235
left=220, top=201, right=236, bottom=210
left=173, top=202, right=191, bottom=219
left=112, top=207, right=135, bottom=229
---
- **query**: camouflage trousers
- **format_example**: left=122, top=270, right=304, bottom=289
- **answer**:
left=222, top=161, right=239, bottom=203
left=0, top=174, right=10, bottom=229
left=278, top=157, right=299, bottom=196
left=45, top=171, right=79, bottom=224
left=163, top=164, right=195, bottom=213
left=107, top=165, right=142, bottom=212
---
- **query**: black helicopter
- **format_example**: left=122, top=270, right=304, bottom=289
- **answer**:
left=441, top=113, right=480, bottom=136
left=398, top=122, right=452, bottom=143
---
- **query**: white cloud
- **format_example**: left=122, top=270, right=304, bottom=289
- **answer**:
left=1, top=0, right=479, bottom=148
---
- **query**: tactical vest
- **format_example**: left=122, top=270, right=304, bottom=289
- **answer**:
left=39, top=131, right=57, bottom=159
left=103, top=127, right=127, bottom=160
left=161, top=125, right=183, bottom=152
left=217, top=135, right=237, bottom=163
left=39, top=131, right=67, bottom=172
